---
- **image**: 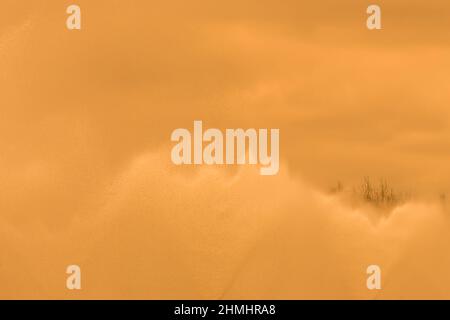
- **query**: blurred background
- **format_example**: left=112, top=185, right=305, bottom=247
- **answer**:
left=0, top=0, right=450, bottom=299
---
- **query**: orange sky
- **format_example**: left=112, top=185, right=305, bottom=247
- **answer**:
left=1, top=0, right=450, bottom=299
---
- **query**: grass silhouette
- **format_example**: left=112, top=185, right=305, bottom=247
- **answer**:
left=331, top=177, right=410, bottom=210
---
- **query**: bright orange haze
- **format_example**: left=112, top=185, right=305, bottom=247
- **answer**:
left=1, top=0, right=450, bottom=299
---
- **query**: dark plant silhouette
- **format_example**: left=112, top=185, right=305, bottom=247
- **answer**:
left=355, top=177, right=408, bottom=208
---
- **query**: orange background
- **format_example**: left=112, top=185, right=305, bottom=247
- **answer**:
left=1, top=0, right=450, bottom=299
